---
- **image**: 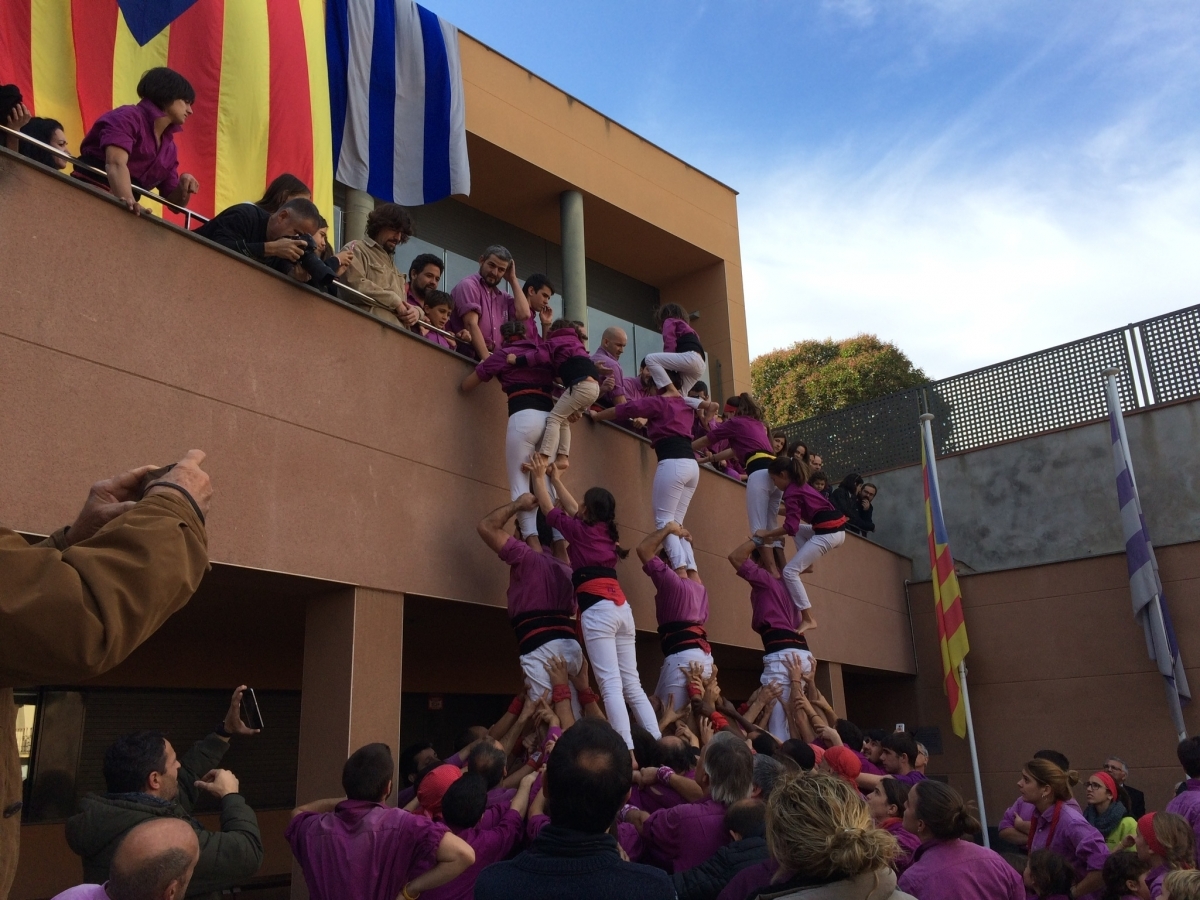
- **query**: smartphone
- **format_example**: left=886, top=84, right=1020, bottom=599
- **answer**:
left=137, top=464, right=176, bottom=499
left=241, top=688, right=264, bottom=731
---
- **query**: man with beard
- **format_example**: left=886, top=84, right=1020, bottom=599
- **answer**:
left=342, top=202, right=421, bottom=328
left=406, top=252, right=445, bottom=316
left=449, top=244, right=529, bottom=360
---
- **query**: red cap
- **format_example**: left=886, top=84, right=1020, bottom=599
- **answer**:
left=810, top=743, right=826, bottom=766
left=824, top=745, right=863, bottom=783
left=417, top=764, right=462, bottom=820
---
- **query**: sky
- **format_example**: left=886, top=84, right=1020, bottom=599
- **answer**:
left=426, top=0, right=1200, bottom=378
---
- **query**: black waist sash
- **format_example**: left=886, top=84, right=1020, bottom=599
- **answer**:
left=758, top=626, right=810, bottom=655
left=506, top=385, right=555, bottom=415
left=812, top=509, right=848, bottom=534
left=675, top=334, right=705, bottom=356
left=658, top=620, right=711, bottom=657
left=511, top=609, right=578, bottom=655
left=573, top=565, right=623, bottom=612
left=654, top=434, right=696, bottom=462
left=560, top=355, right=600, bottom=386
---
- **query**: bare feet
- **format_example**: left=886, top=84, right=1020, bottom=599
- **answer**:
left=554, top=454, right=570, bottom=471
left=798, top=609, right=818, bottom=634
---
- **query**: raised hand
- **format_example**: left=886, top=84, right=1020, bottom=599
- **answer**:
left=222, top=685, right=260, bottom=737
left=545, top=655, right=569, bottom=687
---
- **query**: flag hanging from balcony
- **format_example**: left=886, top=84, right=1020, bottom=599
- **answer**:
left=921, top=421, right=970, bottom=738
left=327, top=0, right=470, bottom=206
left=1103, top=374, right=1190, bottom=740
left=0, top=0, right=333, bottom=221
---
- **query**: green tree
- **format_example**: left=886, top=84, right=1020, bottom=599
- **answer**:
left=750, top=334, right=927, bottom=426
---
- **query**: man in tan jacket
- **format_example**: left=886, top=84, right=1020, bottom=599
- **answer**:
left=0, top=450, right=212, bottom=899
left=341, top=202, right=422, bottom=329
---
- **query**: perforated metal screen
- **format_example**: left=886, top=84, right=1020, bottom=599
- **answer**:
left=778, top=305, right=1199, bottom=479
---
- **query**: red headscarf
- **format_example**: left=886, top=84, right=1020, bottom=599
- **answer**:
left=417, top=764, right=462, bottom=820
left=824, top=745, right=863, bottom=783
left=1138, top=813, right=1167, bottom=858
left=1091, top=771, right=1119, bottom=802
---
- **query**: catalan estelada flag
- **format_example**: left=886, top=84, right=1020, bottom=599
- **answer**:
left=921, top=417, right=970, bottom=738
left=0, top=0, right=332, bottom=221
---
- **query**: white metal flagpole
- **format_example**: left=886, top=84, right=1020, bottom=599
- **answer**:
left=957, top=659, right=990, bottom=848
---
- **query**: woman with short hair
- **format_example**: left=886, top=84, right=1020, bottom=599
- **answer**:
left=898, top=779, right=1025, bottom=900
left=752, top=771, right=915, bottom=899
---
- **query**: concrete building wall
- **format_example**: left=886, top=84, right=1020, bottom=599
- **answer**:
left=867, top=398, right=1200, bottom=579
left=877, top=541, right=1200, bottom=827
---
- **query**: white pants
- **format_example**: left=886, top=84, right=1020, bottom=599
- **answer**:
left=507, top=409, right=553, bottom=538
left=782, top=527, right=846, bottom=611
left=579, top=600, right=661, bottom=748
left=652, top=458, right=700, bottom=571
left=654, top=647, right=713, bottom=712
left=520, top=637, right=584, bottom=722
left=745, top=469, right=783, bottom=549
left=761, top=648, right=814, bottom=742
left=645, top=350, right=706, bottom=397
left=539, top=379, right=601, bottom=460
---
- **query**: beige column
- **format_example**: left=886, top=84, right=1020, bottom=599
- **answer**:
left=816, top=661, right=847, bottom=720
left=292, top=587, right=405, bottom=899
left=560, top=190, right=588, bottom=327
left=342, top=188, right=374, bottom=244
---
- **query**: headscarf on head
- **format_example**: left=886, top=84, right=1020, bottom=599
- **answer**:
left=1138, top=813, right=1167, bottom=858
left=417, top=764, right=462, bottom=820
left=823, top=745, right=863, bottom=784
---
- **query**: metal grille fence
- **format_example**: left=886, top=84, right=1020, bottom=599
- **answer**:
left=779, top=305, right=1200, bottom=479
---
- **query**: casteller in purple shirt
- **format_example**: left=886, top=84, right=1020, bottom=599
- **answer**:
left=1026, top=801, right=1109, bottom=897
left=643, top=556, right=708, bottom=627
left=449, top=273, right=519, bottom=358
left=611, top=395, right=695, bottom=448
left=1166, top=777, right=1200, bottom=865
left=642, top=797, right=729, bottom=873
left=498, top=537, right=575, bottom=620
left=423, top=806, right=525, bottom=900
left=77, top=98, right=182, bottom=195
left=898, top=837, right=1025, bottom=900
left=547, top=508, right=621, bottom=570
left=285, top=800, right=446, bottom=900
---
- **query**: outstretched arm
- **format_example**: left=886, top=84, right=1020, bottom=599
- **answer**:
left=477, top=495, right=537, bottom=553
left=460, top=371, right=483, bottom=392
left=405, top=833, right=475, bottom=896
left=728, top=538, right=757, bottom=571
left=636, top=522, right=687, bottom=564
left=529, top=457, right=557, bottom=516
left=547, top=466, right=579, bottom=516
left=588, top=406, right=619, bottom=422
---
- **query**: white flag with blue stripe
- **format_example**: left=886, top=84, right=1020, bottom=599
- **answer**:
left=327, top=0, right=470, bottom=206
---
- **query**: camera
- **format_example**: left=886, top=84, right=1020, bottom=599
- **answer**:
left=292, top=233, right=340, bottom=287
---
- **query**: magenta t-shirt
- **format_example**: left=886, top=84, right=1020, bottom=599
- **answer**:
left=781, top=482, right=838, bottom=535
left=642, top=797, right=729, bottom=873
left=449, top=273, right=518, bottom=356
left=611, top=395, right=694, bottom=444
left=661, top=318, right=700, bottom=353
left=643, top=556, right=708, bottom=626
left=705, top=416, right=773, bottom=463
left=736, top=559, right=799, bottom=633
left=78, top=98, right=181, bottom=194
left=498, top=537, right=576, bottom=619
left=546, top=508, right=621, bottom=569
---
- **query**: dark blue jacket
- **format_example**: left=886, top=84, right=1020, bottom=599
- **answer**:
left=475, top=823, right=676, bottom=900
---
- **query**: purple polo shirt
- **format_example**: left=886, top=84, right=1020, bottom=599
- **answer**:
left=643, top=797, right=729, bottom=873
left=1146, top=864, right=1169, bottom=899
left=498, top=537, right=576, bottom=620
left=782, top=482, right=839, bottom=536
left=50, top=887, right=109, bottom=900
left=474, top=338, right=556, bottom=395
left=662, top=318, right=700, bottom=353
left=78, top=98, right=181, bottom=194
left=1166, top=778, right=1200, bottom=864
left=423, top=806, right=524, bottom=900
left=486, top=786, right=516, bottom=809
left=880, top=818, right=921, bottom=873
left=736, top=559, right=799, bottom=634
left=630, top=782, right=689, bottom=815
left=705, top=417, right=773, bottom=464
left=285, top=800, right=446, bottom=900
left=897, top=838, right=1025, bottom=900
left=999, top=796, right=1081, bottom=831
left=592, top=346, right=626, bottom=403
left=643, top=556, right=708, bottom=628
left=854, top=750, right=884, bottom=777
left=547, top=508, right=620, bottom=569
left=893, top=770, right=926, bottom=787
left=1027, top=802, right=1109, bottom=893
left=611, top=396, right=695, bottom=445
left=449, top=273, right=518, bottom=357
left=422, top=329, right=455, bottom=350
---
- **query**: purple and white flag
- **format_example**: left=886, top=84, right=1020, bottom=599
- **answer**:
left=1104, top=371, right=1190, bottom=740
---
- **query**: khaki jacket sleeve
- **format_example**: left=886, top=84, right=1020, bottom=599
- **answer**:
left=0, top=492, right=209, bottom=686
left=343, top=243, right=402, bottom=311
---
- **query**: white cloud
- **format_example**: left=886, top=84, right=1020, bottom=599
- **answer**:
left=738, top=144, right=1200, bottom=378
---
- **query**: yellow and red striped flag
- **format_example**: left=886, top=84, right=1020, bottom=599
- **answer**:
left=921, top=419, right=970, bottom=738
left=0, top=0, right=332, bottom=222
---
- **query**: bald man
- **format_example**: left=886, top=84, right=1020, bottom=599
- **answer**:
left=591, top=326, right=630, bottom=407
left=52, top=818, right=200, bottom=900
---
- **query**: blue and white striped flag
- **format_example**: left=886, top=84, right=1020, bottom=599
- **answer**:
left=327, top=0, right=470, bottom=206
left=1104, top=372, right=1190, bottom=740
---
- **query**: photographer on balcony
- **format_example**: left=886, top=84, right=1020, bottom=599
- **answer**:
left=196, top=197, right=331, bottom=285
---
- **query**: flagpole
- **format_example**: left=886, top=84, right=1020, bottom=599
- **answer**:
left=957, top=659, right=990, bottom=848
left=920, top=414, right=989, bottom=847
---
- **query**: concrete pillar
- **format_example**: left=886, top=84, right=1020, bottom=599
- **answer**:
left=816, top=661, right=847, bottom=720
left=343, top=188, right=374, bottom=244
left=292, top=586, right=405, bottom=899
left=559, top=189, right=587, bottom=327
